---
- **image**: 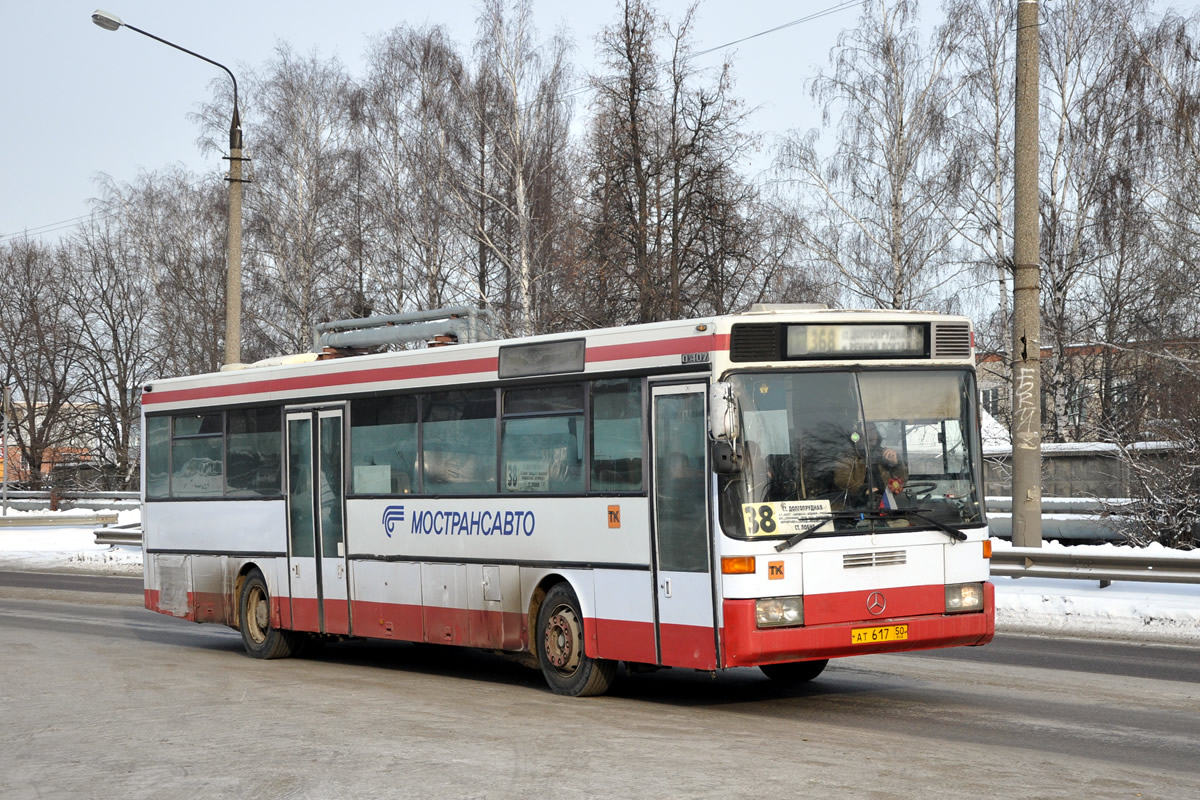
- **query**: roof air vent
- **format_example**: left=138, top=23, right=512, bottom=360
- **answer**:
left=730, top=324, right=781, bottom=362
left=932, top=322, right=971, bottom=359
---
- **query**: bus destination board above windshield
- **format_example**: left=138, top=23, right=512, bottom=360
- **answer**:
left=786, top=324, right=926, bottom=359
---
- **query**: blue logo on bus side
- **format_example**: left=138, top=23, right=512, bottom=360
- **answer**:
left=382, top=505, right=406, bottom=537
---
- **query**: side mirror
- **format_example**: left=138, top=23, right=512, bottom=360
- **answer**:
left=709, top=382, right=740, bottom=441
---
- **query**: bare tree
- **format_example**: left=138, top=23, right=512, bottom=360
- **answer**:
left=0, top=239, right=86, bottom=488
left=1099, top=359, right=1200, bottom=549
left=458, top=0, right=574, bottom=334
left=581, top=0, right=767, bottom=324
left=357, top=25, right=472, bottom=317
left=61, top=218, right=160, bottom=489
left=777, top=0, right=970, bottom=310
left=203, top=44, right=359, bottom=356
left=943, top=0, right=1016, bottom=356
left=94, top=169, right=228, bottom=376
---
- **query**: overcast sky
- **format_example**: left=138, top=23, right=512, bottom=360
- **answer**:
left=1, top=0, right=868, bottom=244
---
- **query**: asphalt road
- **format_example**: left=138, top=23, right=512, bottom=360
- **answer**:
left=0, top=572, right=1197, bottom=799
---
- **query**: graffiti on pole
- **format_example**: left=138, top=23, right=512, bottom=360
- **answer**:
left=1014, top=365, right=1040, bottom=450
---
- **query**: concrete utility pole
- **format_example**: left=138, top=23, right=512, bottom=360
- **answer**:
left=2, top=387, right=9, bottom=516
left=225, top=115, right=244, bottom=366
left=1011, top=0, right=1043, bottom=547
left=92, top=9, right=245, bottom=365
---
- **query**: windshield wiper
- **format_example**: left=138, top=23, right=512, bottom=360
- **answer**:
left=899, top=509, right=968, bottom=542
left=772, top=508, right=967, bottom=552
left=772, top=511, right=870, bottom=552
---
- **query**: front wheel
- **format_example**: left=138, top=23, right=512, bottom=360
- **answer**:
left=536, top=583, right=617, bottom=697
left=759, top=659, right=829, bottom=683
left=238, top=570, right=299, bottom=660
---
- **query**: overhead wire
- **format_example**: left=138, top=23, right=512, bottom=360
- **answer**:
left=557, top=0, right=866, bottom=103
left=0, top=212, right=109, bottom=244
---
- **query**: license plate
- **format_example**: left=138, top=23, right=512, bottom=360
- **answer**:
left=851, top=624, right=909, bottom=644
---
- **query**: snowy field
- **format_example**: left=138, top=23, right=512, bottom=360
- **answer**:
left=1, top=509, right=1196, bottom=646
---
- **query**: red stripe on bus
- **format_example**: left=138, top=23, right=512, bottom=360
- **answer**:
left=347, top=601, right=525, bottom=649
left=590, top=617, right=657, bottom=663
left=720, top=583, right=995, bottom=667
left=351, top=601, right=424, bottom=641
left=290, top=597, right=322, bottom=633
left=277, top=593, right=293, bottom=629
left=323, top=599, right=351, bottom=635
left=585, top=336, right=713, bottom=363
left=146, top=585, right=727, bottom=671
left=143, top=332, right=733, bottom=407
left=659, top=623, right=719, bottom=669
left=191, top=590, right=229, bottom=624
left=142, top=356, right=499, bottom=406
left=804, top=584, right=944, bottom=626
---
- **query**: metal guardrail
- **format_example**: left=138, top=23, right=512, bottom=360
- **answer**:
left=1, top=490, right=139, bottom=514
left=984, top=496, right=1125, bottom=542
left=984, top=496, right=1129, bottom=514
left=2, top=490, right=139, bottom=500
left=991, top=547, right=1200, bottom=585
left=93, top=522, right=143, bottom=546
left=0, top=512, right=120, bottom=528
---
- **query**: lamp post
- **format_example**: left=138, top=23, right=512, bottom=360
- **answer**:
left=92, top=9, right=244, bottom=365
left=2, top=387, right=10, bottom=516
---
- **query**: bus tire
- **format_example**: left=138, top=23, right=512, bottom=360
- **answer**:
left=238, top=570, right=297, bottom=660
left=759, top=659, right=829, bottom=683
left=536, top=582, right=616, bottom=697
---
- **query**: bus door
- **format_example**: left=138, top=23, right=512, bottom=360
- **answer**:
left=285, top=406, right=350, bottom=635
left=650, top=383, right=718, bottom=669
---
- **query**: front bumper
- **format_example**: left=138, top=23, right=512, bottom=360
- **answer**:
left=721, top=582, right=995, bottom=667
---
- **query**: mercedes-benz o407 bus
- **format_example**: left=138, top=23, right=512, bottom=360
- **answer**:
left=140, top=306, right=994, bottom=696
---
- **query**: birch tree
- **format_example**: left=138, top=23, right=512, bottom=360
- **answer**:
left=777, top=0, right=969, bottom=310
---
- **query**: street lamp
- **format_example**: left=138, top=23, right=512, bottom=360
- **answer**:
left=91, top=9, right=245, bottom=365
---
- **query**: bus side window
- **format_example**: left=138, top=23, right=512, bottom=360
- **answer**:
left=170, top=413, right=224, bottom=498
left=145, top=416, right=170, bottom=499
left=502, top=384, right=584, bottom=494
left=424, top=390, right=497, bottom=495
left=591, top=378, right=643, bottom=492
left=226, top=406, right=281, bottom=497
left=350, top=395, right=419, bottom=495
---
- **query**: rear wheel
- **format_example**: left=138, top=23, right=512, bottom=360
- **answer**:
left=536, top=582, right=616, bottom=697
left=238, top=570, right=298, bottom=659
left=759, top=659, right=829, bottom=683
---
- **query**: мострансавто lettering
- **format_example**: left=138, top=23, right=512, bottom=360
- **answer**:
left=408, top=509, right=536, bottom=537
left=381, top=504, right=537, bottom=538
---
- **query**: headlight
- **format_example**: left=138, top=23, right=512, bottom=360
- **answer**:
left=945, top=582, right=984, bottom=613
left=756, top=596, right=804, bottom=628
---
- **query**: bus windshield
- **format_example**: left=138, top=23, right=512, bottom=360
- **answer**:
left=718, top=369, right=984, bottom=537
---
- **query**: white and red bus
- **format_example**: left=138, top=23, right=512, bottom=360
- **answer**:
left=140, top=305, right=993, bottom=696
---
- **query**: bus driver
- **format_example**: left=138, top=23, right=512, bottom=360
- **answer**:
left=833, top=422, right=908, bottom=507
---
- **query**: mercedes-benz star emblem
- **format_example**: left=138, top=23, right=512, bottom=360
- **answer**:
left=866, top=591, right=886, bottom=616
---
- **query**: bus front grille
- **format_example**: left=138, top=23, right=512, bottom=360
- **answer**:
left=843, top=550, right=907, bottom=569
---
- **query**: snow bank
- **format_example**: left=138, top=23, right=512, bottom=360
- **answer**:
left=0, top=509, right=142, bottom=574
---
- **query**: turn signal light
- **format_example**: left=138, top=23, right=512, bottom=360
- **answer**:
left=721, top=556, right=756, bottom=574
left=982, top=540, right=992, bottom=559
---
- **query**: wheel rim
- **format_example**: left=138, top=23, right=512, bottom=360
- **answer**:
left=544, top=602, right=583, bottom=677
left=246, top=585, right=269, bottom=644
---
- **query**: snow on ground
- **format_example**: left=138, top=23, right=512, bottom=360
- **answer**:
left=0, top=509, right=143, bottom=575
left=0, top=510, right=1196, bottom=645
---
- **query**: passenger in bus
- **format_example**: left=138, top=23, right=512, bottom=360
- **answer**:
left=833, top=422, right=908, bottom=505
